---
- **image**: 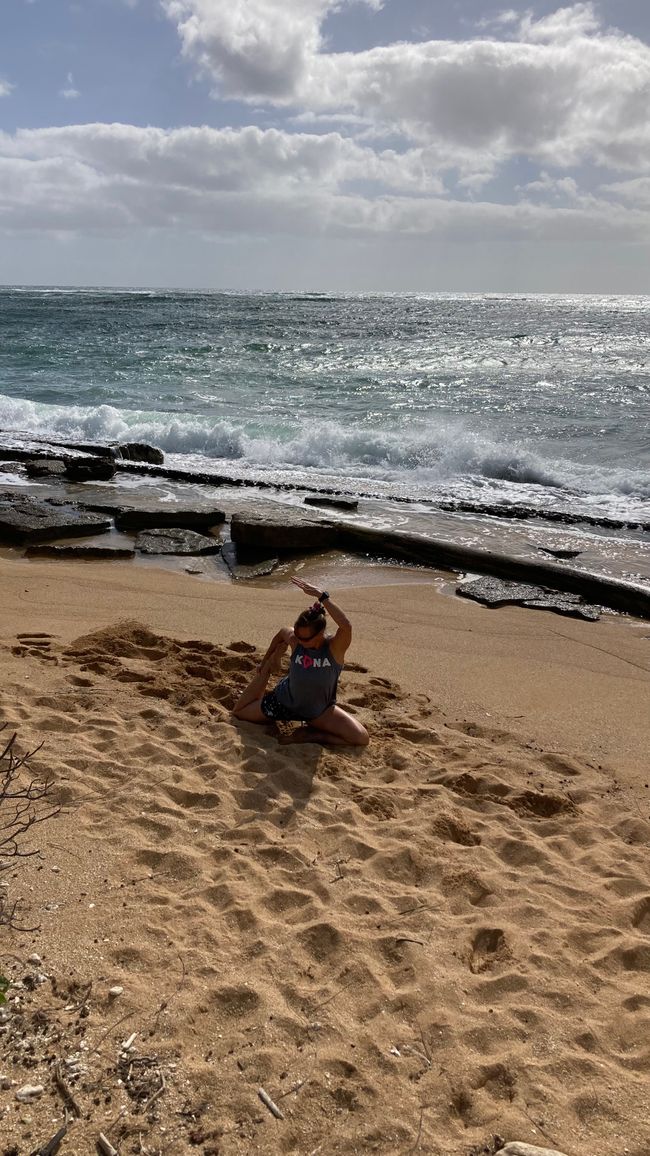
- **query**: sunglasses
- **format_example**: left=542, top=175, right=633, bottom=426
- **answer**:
left=295, top=625, right=323, bottom=642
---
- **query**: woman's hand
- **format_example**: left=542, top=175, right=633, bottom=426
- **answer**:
left=291, top=576, right=322, bottom=599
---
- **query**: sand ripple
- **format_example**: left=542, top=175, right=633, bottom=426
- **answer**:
left=0, top=621, right=649, bottom=1155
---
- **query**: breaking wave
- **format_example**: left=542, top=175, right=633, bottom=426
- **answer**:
left=1, top=393, right=649, bottom=501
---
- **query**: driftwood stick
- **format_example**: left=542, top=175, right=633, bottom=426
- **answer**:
left=417, top=1021, right=432, bottom=1063
left=29, top=1121, right=68, bottom=1156
left=309, top=975, right=354, bottom=1013
left=407, top=1107, right=425, bottom=1154
left=258, top=1087, right=285, bottom=1120
left=98, top=1134, right=119, bottom=1156
left=92, top=1011, right=132, bottom=1054
left=277, top=1079, right=306, bottom=1100
left=53, top=1062, right=82, bottom=1118
left=143, top=1070, right=166, bottom=1111
left=402, top=1044, right=431, bottom=1068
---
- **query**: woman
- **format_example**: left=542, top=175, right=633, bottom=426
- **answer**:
left=232, top=577, right=369, bottom=747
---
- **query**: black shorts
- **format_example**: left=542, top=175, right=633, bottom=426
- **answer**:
left=260, top=690, right=298, bottom=722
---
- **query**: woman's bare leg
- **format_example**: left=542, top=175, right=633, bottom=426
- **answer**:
left=232, top=645, right=283, bottom=718
left=280, top=706, right=369, bottom=747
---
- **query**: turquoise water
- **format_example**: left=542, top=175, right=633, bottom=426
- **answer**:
left=1, top=287, right=649, bottom=526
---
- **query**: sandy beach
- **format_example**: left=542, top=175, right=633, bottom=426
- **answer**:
left=1, top=553, right=649, bottom=1155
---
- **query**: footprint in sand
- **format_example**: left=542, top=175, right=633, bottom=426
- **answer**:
left=472, top=1061, right=517, bottom=1102
left=66, top=674, right=95, bottom=687
left=632, top=896, right=650, bottom=933
left=209, top=985, right=262, bottom=1017
left=13, top=633, right=59, bottom=662
left=469, top=928, right=511, bottom=974
left=430, top=812, right=481, bottom=846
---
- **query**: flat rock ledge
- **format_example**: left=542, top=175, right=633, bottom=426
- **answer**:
left=0, top=496, right=112, bottom=544
left=135, top=528, right=221, bottom=556
left=0, top=431, right=163, bottom=467
left=24, top=458, right=68, bottom=478
left=231, top=511, right=338, bottom=552
left=221, top=541, right=279, bottom=579
left=65, top=458, right=117, bottom=483
left=457, top=576, right=601, bottom=621
left=304, top=494, right=359, bottom=511
left=229, top=516, right=650, bottom=619
left=115, top=507, right=226, bottom=533
left=26, top=543, right=135, bottom=560
left=496, top=1144, right=570, bottom=1156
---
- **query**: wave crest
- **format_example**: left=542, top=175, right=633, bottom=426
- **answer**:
left=0, top=393, right=648, bottom=501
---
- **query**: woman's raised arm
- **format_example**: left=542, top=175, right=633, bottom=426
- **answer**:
left=291, top=577, right=352, bottom=662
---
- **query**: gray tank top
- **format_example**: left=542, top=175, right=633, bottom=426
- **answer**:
left=274, top=642, right=342, bottom=721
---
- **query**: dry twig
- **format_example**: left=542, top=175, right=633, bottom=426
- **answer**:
left=29, top=1119, right=68, bottom=1156
left=143, top=1070, right=166, bottom=1111
left=0, top=726, right=59, bottom=930
left=258, top=1087, right=284, bottom=1120
left=53, top=1062, right=82, bottom=1118
left=98, top=1134, right=120, bottom=1156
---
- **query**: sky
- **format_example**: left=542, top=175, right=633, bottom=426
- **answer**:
left=1, top=0, right=650, bottom=291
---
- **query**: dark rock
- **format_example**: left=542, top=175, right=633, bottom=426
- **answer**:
left=104, top=456, right=650, bottom=532
left=221, top=541, right=279, bottom=579
left=114, top=442, right=164, bottom=466
left=135, top=528, right=221, bottom=556
left=523, top=597, right=600, bottom=620
left=57, top=499, right=126, bottom=517
left=116, top=508, right=225, bottom=532
left=436, top=498, right=641, bottom=532
left=457, top=577, right=600, bottom=621
left=538, top=547, right=582, bottom=560
left=65, top=458, right=117, bottom=483
left=63, top=441, right=116, bottom=459
left=0, top=429, right=118, bottom=459
left=24, top=458, right=68, bottom=478
left=230, top=511, right=338, bottom=553
left=0, top=497, right=112, bottom=544
left=459, top=578, right=560, bottom=606
left=25, top=543, right=135, bottom=560
left=304, top=495, right=359, bottom=511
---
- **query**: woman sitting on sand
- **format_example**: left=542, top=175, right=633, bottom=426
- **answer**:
left=232, top=577, right=369, bottom=747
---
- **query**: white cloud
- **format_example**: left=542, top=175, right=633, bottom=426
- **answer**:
left=0, top=78, right=15, bottom=97
left=0, top=122, right=648, bottom=247
left=162, top=0, right=381, bottom=101
left=518, top=171, right=581, bottom=200
left=60, top=72, right=80, bottom=100
left=0, top=123, right=446, bottom=238
left=2, top=2, right=650, bottom=273
left=518, top=2, right=600, bottom=42
left=162, top=2, right=650, bottom=179
left=601, top=177, right=650, bottom=209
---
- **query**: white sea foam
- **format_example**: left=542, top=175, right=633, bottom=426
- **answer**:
left=1, top=392, right=648, bottom=504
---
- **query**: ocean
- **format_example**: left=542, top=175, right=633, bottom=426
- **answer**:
left=1, top=287, right=649, bottom=588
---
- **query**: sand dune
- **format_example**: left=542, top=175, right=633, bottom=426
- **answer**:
left=1, top=618, right=649, bottom=1155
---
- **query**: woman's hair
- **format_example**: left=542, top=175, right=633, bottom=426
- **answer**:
left=294, top=605, right=326, bottom=636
